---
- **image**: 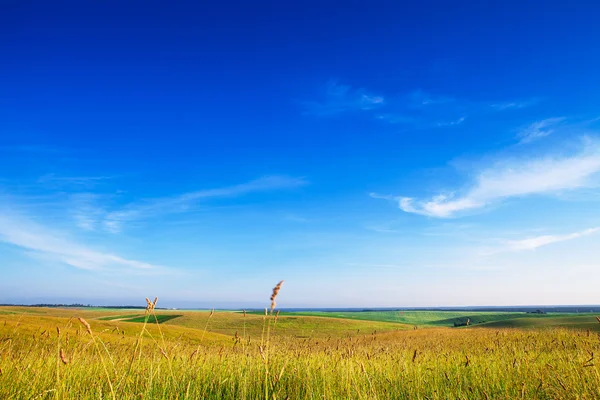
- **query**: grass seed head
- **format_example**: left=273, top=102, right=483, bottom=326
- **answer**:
left=270, top=280, right=284, bottom=311
left=145, top=297, right=154, bottom=313
left=60, top=348, right=70, bottom=364
left=78, top=318, right=92, bottom=335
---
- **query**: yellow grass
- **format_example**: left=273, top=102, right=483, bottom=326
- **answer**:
left=1, top=305, right=600, bottom=399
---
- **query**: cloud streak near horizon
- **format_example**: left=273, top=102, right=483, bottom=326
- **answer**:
left=505, top=227, right=600, bottom=251
left=0, top=210, right=161, bottom=271
left=0, top=175, right=308, bottom=272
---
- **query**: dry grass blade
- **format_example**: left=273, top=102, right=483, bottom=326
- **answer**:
left=160, top=348, right=169, bottom=360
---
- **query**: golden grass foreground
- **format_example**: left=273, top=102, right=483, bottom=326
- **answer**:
left=1, top=282, right=600, bottom=399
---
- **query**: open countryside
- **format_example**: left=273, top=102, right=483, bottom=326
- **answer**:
left=3, top=1, right=600, bottom=399
left=2, top=300, right=600, bottom=399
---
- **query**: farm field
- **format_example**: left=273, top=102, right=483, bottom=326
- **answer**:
left=283, top=310, right=600, bottom=329
left=1, top=305, right=600, bottom=399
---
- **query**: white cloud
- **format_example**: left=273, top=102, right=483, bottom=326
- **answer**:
left=0, top=211, right=161, bottom=271
left=399, top=195, right=482, bottom=218
left=387, top=138, right=600, bottom=217
left=506, top=228, right=600, bottom=251
left=368, top=192, right=395, bottom=201
left=517, top=117, right=565, bottom=144
left=103, top=175, right=308, bottom=233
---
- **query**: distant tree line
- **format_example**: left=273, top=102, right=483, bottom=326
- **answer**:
left=0, top=303, right=162, bottom=309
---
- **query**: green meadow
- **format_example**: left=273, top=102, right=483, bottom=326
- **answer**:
left=284, top=309, right=600, bottom=329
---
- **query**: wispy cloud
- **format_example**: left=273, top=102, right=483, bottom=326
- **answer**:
left=490, top=98, right=540, bottom=111
left=368, top=193, right=395, bottom=201
left=436, top=117, right=466, bottom=127
left=303, top=81, right=539, bottom=130
left=340, top=86, right=535, bottom=129
left=375, top=138, right=600, bottom=218
left=373, top=90, right=468, bottom=128
left=70, top=193, right=107, bottom=231
left=377, top=113, right=467, bottom=129
left=0, top=210, right=161, bottom=271
left=517, top=117, right=566, bottom=144
left=365, top=225, right=401, bottom=234
left=38, top=173, right=112, bottom=188
left=364, top=217, right=407, bottom=234
left=505, top=227, right=600, bottom=251
left=103, top=175, right=308, bottom=233
left=301, top=81, right=384, bottom=116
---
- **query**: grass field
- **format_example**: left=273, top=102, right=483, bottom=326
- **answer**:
left=1, top=304, right=600, bottom=399
left=282, top=310, right=528, bottom=326
left=98, top=314, right=145, bottom=321
left=475, top=315, right=600, bottom=331
left=283, top=309, right=600, bottom=328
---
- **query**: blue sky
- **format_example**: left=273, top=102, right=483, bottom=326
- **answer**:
left=1, top=1, right=600, bottom=308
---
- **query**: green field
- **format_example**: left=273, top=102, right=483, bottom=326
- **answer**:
left=282, top=310, right=524, bottom=325
left=122, top=314, right=183, bottom=324
left=475, top=315, right=600, bottom=330
left=280, top=309, right=600, bottom=328
left=1, top=305, right=600, bottom=399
